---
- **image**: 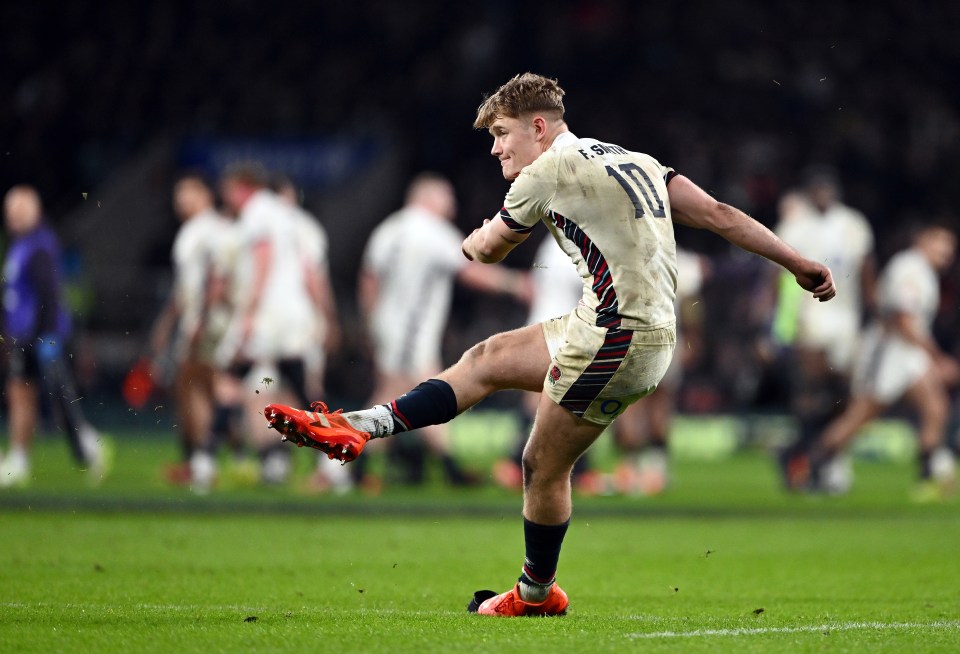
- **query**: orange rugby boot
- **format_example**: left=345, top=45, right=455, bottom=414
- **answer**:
left=469, top=583, right=569, bottom=617
left=265, top=402, right=371, bottom=463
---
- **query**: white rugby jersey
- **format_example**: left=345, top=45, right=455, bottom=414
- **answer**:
left=171, top=208, right=232, bottom=342
left=502, top=131, right=677, bottom=331
left=227, top=190, right=315, bottom=359
left=877, top=248, right=939, bottom=335
left=363, top=205, right=466, bottom=357
left=292, top=205, right=330, bottom=272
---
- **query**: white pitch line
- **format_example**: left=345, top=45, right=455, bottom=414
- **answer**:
left=628, top=620, right=960, bottom=639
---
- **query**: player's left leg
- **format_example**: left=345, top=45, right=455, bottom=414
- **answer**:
left=266, top=324, right=551, bottom=458
left=38, top=349, right=108, bottom=481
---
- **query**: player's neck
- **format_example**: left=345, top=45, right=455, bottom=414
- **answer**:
left=541, top=122, right=570, bottom=152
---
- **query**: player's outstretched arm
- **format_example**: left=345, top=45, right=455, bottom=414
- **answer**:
left=462, top=215, right=530, bottom=264
left=668, top=175, right=836, bottom=302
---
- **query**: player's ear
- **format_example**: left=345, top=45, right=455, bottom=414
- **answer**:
left=531, top=115, right=547, bottom=141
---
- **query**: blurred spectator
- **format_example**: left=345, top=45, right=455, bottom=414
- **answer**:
left=0, top=185, right=108, bottom=487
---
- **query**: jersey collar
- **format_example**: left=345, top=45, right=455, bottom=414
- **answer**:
left=550, top=131, right=578, bottom=150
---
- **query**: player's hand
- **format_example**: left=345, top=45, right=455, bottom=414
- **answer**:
left=793, top=260, right=836, bottom=302
left=462, top=230, right=479, bottom=261
left=461, top=219, right=492, bottom=262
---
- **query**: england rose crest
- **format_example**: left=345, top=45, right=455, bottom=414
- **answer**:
left=548, top=365, right=562, bottom=386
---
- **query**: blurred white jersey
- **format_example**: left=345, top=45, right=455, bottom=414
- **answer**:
left=852, top=248, right=937, bottom=402
left=661, top=247, right=704, bottom=389
left=171, top=208, right=232, bottom=361
left=527, top=236, right=583, bottom=325
left=363, top=206, right=466, bottom=375
left=291, top=205, right=332, bottom=375
left=217, top=190, right=315, bottom=364
left=775, top=202, right=873, bottom=369
left=293, top=206, right=330, bottom=272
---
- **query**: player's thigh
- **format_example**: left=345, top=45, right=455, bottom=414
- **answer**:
left=523, top=393, right=606, bottom=478
left=454, top=322, right=552, bottom=393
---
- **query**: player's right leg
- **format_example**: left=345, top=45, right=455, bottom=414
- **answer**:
left=266, top=323, right=551, bottom=459
left=903, top=368, right=954, bottom=499
left=175, top=360, right=217, bottom=493
left=801, top=395, right=885, bottom=493
left=471, top=395, right=604, bottom=617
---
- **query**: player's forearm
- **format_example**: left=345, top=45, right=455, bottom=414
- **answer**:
left=357, top=270, right=379, bottom=324
left=463, top=229, right=509, bottom=263
left=245, top=240, right=273, bottom=321
left=149, top=295, right=181, bottom=355
left=706, top=204, right=806, bottom=274
left=463, top=217, right=526, bottom=264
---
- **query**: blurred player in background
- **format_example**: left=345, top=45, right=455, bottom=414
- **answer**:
left=266, top=73, right=835, bottom=616
left=0, top=185, right=108, bottom=487
left=613, top=247, right=708, bottom=496
left=148, top=174, right=232, bottom=493
left=273, top=174, right=346, bottom=492
left=806, top=224, right=958, bottom=499
left=771, top=171, right=876, bottom=490
left=217, top=163, right=317, bottom=485
left=354, top=172, right=531, bottom=489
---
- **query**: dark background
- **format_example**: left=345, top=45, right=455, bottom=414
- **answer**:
left=3, top=0, right=959, bottom=420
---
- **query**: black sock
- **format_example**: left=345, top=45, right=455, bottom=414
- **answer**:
left=210, top=404, right=233, bottom=449
left=519, top=518, right=570, bottom=588
left=441, top=453, right=472, bottom=486
left=180, top=438, right=195, bottom=463
left=389, top=379, right=458, bottom=433
left=919, top=449, right=933, bottom=480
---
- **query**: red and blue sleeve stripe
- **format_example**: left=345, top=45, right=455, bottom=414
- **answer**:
left=499, top=207, right=537, bottom=234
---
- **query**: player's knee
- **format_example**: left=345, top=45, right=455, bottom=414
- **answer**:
left=460, top=333, right=508, bottom=370
left=460, top=340, right=488, bottom=366
left=521, top=446, right=569, bottom=491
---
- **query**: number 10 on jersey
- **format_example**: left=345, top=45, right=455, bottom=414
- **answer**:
left=606, top=163, right=667, bottom=219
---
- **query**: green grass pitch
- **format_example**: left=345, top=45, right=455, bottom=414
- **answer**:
left=1, top=423, right=959, bottom=653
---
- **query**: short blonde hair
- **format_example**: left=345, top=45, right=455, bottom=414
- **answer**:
left=473, top=73, right=565, bottom=129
